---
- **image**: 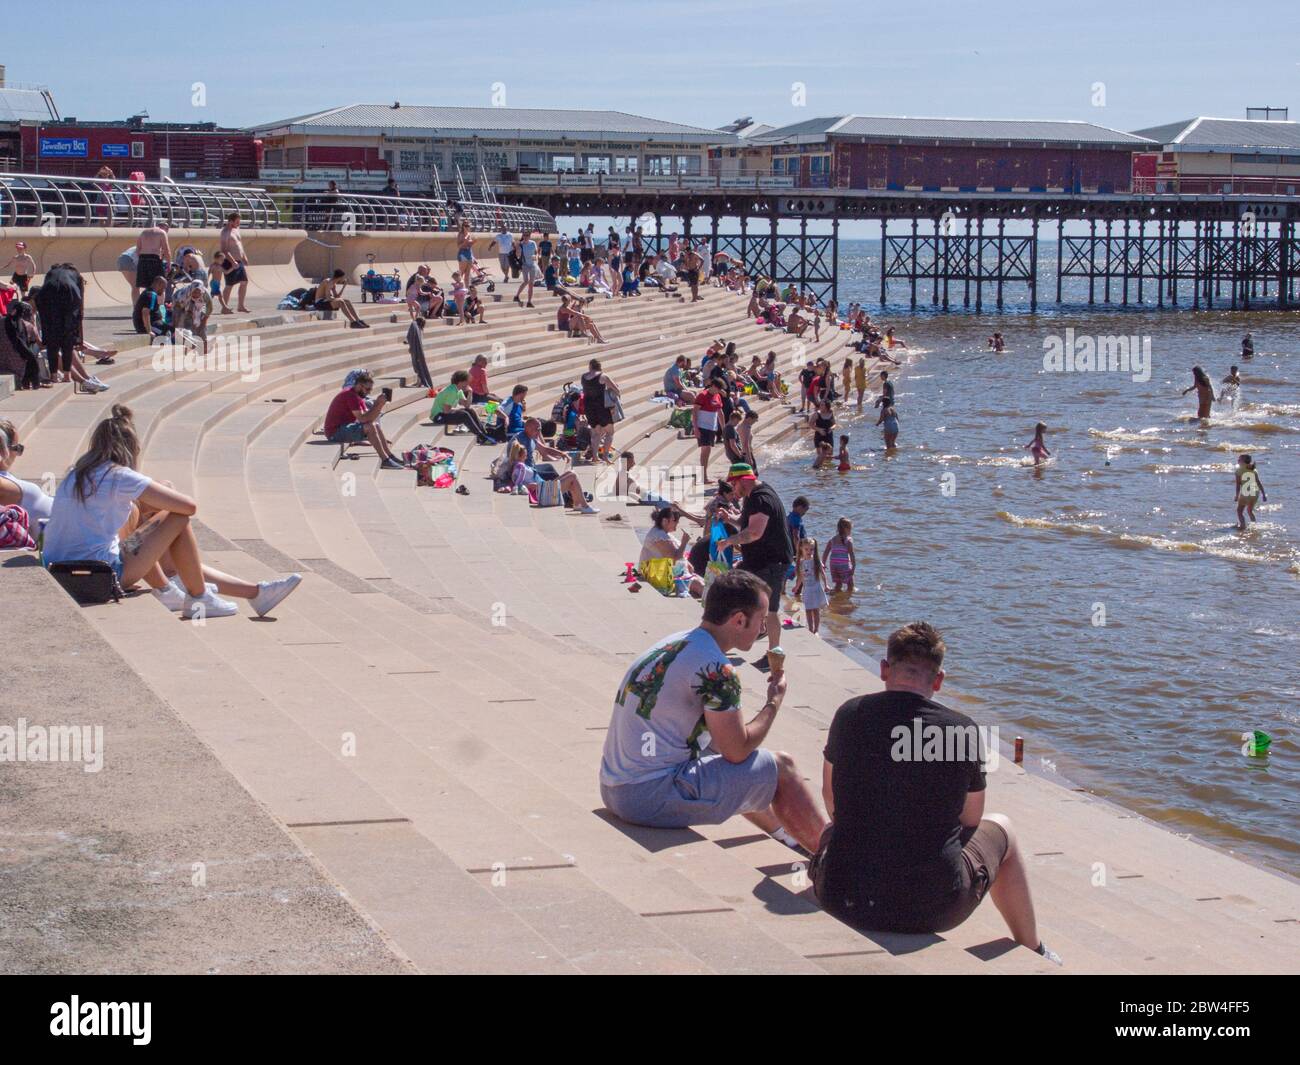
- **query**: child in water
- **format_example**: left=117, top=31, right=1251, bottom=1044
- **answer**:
left=1234, top=454, right=1267, bottom=530
left=854, top=356, right=868, bottom=410
left=823, top=518, right=856, bottom=593
left=837, top=435, right=852, bottom=472
left=1025, top=422, right=1050, bottom=466
left=791, top=537, right=830, bottom=634
left=813, top=441, right=834, bottom=469
left=1219, top=366, right=1241, bottom=407
left=988, top=332, right=1005, bottom=352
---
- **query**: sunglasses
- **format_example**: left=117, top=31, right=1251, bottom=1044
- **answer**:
left=8, top=442, right=24, bottom=455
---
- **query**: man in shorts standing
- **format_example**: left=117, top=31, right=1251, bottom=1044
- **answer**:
left=717, top=463, right=793, bottom=670
left=811, top=622, right=1061, bottom=963
left=219, top=212, right=251, bottom=313
left=600, top=569, right=828, bottom=852
left=513, top=230, right=539, bottom=307
left=134, top=221, right=171, bottom=301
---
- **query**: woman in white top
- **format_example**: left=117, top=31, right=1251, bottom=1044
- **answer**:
left=0, top=418, right=54, bottom=523
left=638, top=507, right=692, bottom=565
left=42, top=405, right=302, bottom=619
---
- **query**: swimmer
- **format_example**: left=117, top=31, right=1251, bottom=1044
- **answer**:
left=854, top=356, right=868, bottom=410
left=1241, top=332, right=1254, bottom=360
left=1182, top=366, right=1214, bottom=420
left=1234, top=454, right=1267, bottom=530
left=1219, top=365, right=1241, bottom=406
left=1025, top=422, right=1050, bottom=466
left=988, top=331, right=1005, bottom=352
left=813, top=441, right=834, bottom=470
left=884, top=326, right=907, bottom=351
left=837, top=434, right=851, bottom=472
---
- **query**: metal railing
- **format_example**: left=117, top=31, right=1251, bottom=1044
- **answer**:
left=290, top=191, right=555, bottom=234
left=502, top=168, right=799, bottom=191
left=1132, top=176, right=1300, bottom=197
left=0, top=172, right=282, bottom=228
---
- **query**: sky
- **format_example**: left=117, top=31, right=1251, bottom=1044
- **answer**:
left=11, top=0, right=1300, bottom=133
left=9, top=1, right=1298, bottom=238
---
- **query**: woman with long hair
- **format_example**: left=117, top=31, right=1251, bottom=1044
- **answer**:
left=42, top=405, right=302, bottom=618
left=1182, top=365, right=1215, bottom=420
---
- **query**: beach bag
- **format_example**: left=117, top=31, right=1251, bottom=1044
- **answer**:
left=608, top=397, right=625, bottom=424
left=639, top=557, right=674, bottom=596
left=47, top=559, right=124, bottom=604
left=0, top=504, right=35, bottom=550
left=533, top=478, right=562, bottom=508
left=667, top=407, right=693, bottom=431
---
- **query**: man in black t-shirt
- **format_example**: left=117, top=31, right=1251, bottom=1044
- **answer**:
left=812, top=622, right=1060, bottom=963
left=717, top=464, right=793, bottom=670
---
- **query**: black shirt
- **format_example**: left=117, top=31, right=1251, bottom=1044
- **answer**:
left=737, top=482, right=792, bottom=570
left=820, top=690, right=986, bottom=913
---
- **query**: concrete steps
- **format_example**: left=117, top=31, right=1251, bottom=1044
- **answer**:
left=8, top=284, right=1299, bottom=975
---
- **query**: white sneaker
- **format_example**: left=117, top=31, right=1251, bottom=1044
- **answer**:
left=183, top=589, right=239, bottom=620
left=250, top=573, right=302, bottom=617
left=154, top=580, right=187, bottom=611
left=88, top=378, right=110, bottom=393
left=155, top=578, right=216, bottom=611
left=579, top=504, right=600, bottom=515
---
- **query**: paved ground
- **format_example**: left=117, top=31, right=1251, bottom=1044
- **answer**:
left=0, top=557, right=410, bottom=975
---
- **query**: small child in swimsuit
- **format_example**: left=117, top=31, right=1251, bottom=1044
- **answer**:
left=1026, top=422, right=1050, bottom=466
left=813, top=441, right=833, bottom=469
left=837, top=435, right=851, bottom=472
left=823, top=518, right=855, bottom=593
left=1235, top=454, right=1267, bottom=530
left=792, top=537, right=830, bottom=634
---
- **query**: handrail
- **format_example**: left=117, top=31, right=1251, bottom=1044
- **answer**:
left=0, top=171, right=281, bottom=228
left=289, top=191, right=555, bottom=234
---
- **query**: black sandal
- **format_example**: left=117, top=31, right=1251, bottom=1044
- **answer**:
left=455, top=485, right=469, bottom=495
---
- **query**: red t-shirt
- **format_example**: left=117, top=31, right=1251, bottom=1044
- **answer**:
left=469, top=365, right=489, bottom=396
left=324, top=388, right=366, bottom=437
left=694, top=390, right=723, bottom=430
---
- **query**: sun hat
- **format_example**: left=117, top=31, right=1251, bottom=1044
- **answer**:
left=727, top=462, right=757, bottom=482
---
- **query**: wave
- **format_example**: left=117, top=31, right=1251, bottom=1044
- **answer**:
left=1148, top=462, right=1235, bottom=475
left=995, top=511, right=1287, bottom=566
left=1089, top=427, right=1167, bottom=442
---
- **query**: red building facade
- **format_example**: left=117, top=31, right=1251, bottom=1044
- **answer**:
left=18, top=123, right=259, bottom=182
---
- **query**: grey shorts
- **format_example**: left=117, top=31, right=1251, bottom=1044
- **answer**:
left=601, top=749, right=779, bottom=828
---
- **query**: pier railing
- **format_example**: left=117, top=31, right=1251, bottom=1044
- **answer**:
left=288, top=192, right=554, bottom=234
left=0, top=172, right=281, bottom=228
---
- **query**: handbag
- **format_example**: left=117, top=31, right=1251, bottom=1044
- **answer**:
left=48, top=560, right=124, bottom=604
left=533, top=478, right=563, bottom=508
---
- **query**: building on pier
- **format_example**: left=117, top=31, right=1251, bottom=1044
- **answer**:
left=1131, top=112, right=1300, bottom=196
left=251, top=104, right=733, bottom=192
left=736, top=115, right=1152, bottom=193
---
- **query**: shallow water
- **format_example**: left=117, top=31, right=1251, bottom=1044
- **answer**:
left=760, top=242, right=1300, bottom=876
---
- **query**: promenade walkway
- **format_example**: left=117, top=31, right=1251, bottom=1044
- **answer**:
left=3, top=287, right=1298, bottom=974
